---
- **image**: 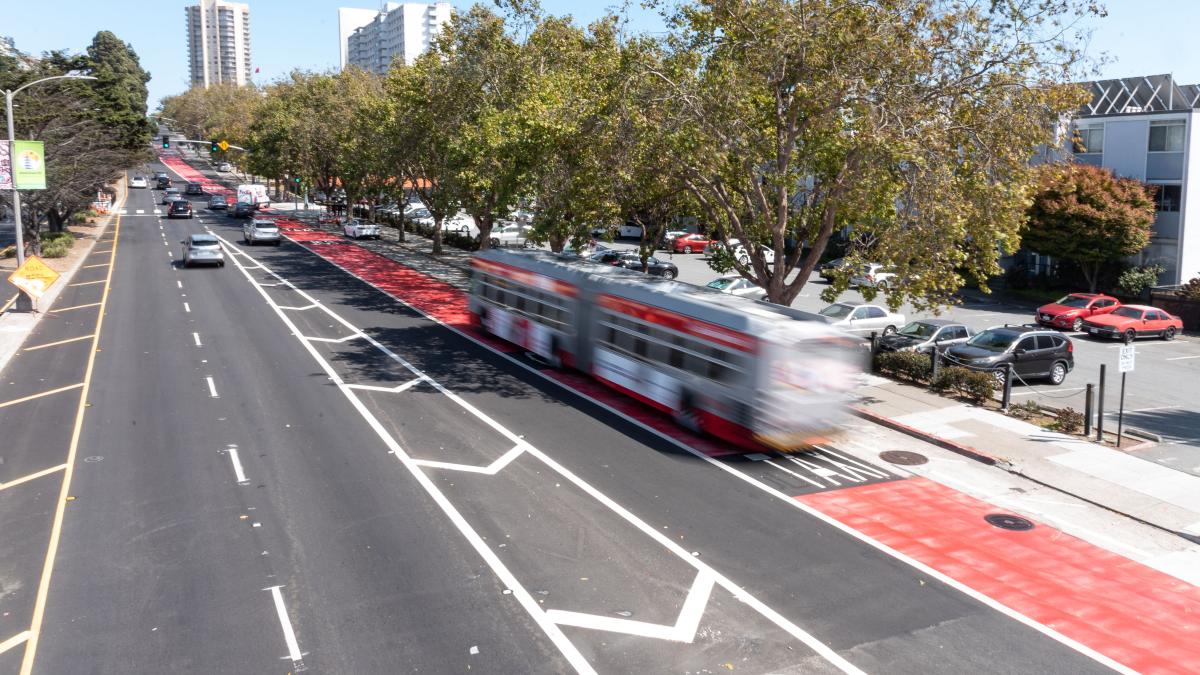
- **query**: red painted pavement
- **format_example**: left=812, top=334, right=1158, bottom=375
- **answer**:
left=158, top=153, right=234, bottom=198
left=800, top=477, right=1200, bottom=674
left=271, top=219, right=742, bottom=458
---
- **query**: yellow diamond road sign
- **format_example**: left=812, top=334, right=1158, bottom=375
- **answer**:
left=218, top=140, right=230, bottom=152
left=8, top=255, right=61, bottom=299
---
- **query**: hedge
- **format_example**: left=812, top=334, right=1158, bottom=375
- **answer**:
left=874, top=350, right=995, bottom=404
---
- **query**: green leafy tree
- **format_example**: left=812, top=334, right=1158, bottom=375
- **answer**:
left=651, top=0, right=1097, bottom=308
left=1023, top=163, right=1155, bottom=292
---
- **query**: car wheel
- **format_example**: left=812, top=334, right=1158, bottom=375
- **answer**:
left=1048, top=361, right=1068, bottom=385
left=661, top=269, right=676, bottom=280
left=738, top=255, right=750, bottom=266
left=1124, top=328, right=1136, bottom=343
left=490, top=238, right=500, bottom=248
left=883, top=325, right=897, bottom=336
left=1163, top=326, right=1177, bottom=340
left=1071, top=318, right=1083, bottom=332
left=991, top=368, right=1007, bottom=389
left=683, top=246, right=693, bottom=254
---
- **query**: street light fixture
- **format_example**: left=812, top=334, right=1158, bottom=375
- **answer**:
left=4, top=73, right=98, bottom=312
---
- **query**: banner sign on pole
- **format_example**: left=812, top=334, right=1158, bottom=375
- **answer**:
left=12, top=140, right=46, bottom=190
left=1118, top=344, right=1136, bottom=373
left=0, top=141, right=12, bottom=190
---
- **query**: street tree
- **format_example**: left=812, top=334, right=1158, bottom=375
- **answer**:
left=1023, top=163, right=1155, bottom=292
left=651, top=0, right=1097, bottom=308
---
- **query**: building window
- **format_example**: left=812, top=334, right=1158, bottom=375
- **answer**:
left=1074, top=124, right=1103, bottom=154
left=1149, top=120, right=1185, bottom=152
left=1152, top=184, right=1181, bottom=212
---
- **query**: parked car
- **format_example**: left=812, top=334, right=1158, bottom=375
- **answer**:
left=442, top=212, right=477, bottom=237
left=671, top=233, right=720, bottom=254
left=243, top=218, right=282, bottom=246
left=208, top=195, right=229, bottom=210
left=1081, top=305, right=1183, bottom=341
left=344, top=219, right=382, bottom=240
left=218, top=162, right=233, bottom=172
left=228, top=201, right=255, bottom=218
left=129, top=175, right=147, bottom=189
left=850, top=263, right=899, bottom=289
left=704, top=238, right=776, bottom=266
left=490, top=223, right=535, bottom=248
left=818, top=301, right=905, bottom=336
left=167, top=200, right=193, bottom=219
left=660, top=230, right=692, bottom=250
left=1035, top=293, right=1120, bottom=332
left=161, top=188, right=182, bottom=204
left=407, top=208, right=435, bottom=228
left=944, top=325, right=1074, bottom=385
left=705, top=275, right=765, bottom=298
left=818, top=257, right=851, bottom=282
left=616, top=253, right=678, bottom=280
left=877, top=320, right=974, bottom=354
left=185, top=182, right=205, bottom=196
left=181, top=234, right=225, bottom=267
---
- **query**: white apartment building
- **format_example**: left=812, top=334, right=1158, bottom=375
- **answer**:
left=186, top=0, right=252, bottom=87
left=339, top=2, right=452, bottom=75
left=1067, top=75, right=1200, bottom=285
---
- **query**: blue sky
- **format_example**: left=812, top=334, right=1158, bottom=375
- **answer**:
left=5, top=1, right=1199, bottom=110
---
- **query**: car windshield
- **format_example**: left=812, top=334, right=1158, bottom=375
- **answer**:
left=1111, top=307, right=1142, bottom=319
left=898, top=322, right=938, bottom=338
left=171, top=201, right=188, bottom=208
left=1055, top=295, right=1091, bottom=308
left=966, top=329, right=1016, bottom=352
left=707, top=278, right=735, bottom=290
left=820, top=304, right=853, bottom=319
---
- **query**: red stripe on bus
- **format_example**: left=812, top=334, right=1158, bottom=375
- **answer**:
left=472, top=257, right=580, bottom=298
left=597, top=294, right=758, bottom=354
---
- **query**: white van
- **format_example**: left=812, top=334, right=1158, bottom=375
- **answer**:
left=236, top=184, right=270, bottom=210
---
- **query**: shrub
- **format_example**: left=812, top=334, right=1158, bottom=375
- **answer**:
left=930, top=365, right=965, bottom=393
left=874, top=350, right=932, bottom=382
left=41, top=238, right=72, bottom=258
left=931, top=366, right=993, bottom=403
left=1009, top=399, right=1041, bottom=420
left=1182, top=277, right=1200, bottom=301
left=40, top=231, right=73, bottom=244
left=70, top=211, right=89, bottom=225
left=1056, top=407, right=1084, bottom=434
left=1116, top=265, right=1164, bottom=297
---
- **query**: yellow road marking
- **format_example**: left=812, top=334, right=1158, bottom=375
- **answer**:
left=20, top=215, right=119, bottom=675
left=0, top=383, right=85, bottom=409
left=0, top=465, right=67, bottom=492
left=0, top=632, right=31, bottom=655
left=66, top=280, right=105, bottom=287
left=21, top=335, right=95, bottom=352
left=1, top=294, right=16, bottom=315
left=48, top=302, right=102, bottom=313
left=80, top=263, right=108, bottom=269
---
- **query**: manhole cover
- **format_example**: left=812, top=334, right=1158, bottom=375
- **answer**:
left=879, top=450, right=928, bottom=466
left=984, top=513, right=1034, bottom=531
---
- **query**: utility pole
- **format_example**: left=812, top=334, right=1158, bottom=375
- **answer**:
left=4, top=74, right=97, bottom=312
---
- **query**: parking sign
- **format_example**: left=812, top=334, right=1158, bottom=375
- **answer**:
left=1119, top=344, right=1136, bottom=373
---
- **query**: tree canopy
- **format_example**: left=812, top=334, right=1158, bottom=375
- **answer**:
left=1023, top=163, right=1155, bottom=292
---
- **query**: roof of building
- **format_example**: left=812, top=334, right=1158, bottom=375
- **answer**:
left=1081, top=74, right=1200, bottom=117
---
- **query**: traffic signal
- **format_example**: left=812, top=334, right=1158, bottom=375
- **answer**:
left=293, top=177, right=301, bottom=185
left=210, top=139, right=219, bottom=153
left=161, top=135, right=170, bottom=149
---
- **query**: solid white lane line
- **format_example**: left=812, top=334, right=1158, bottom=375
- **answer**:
left=227, top=446, right=248, bottom=484
left=193, top=332, right=202, bottom=346
left=344, top=377, right=426, bottom=394
left=243, top=235, right=1140, bottom=675
left=206, top=376, right=218, bottom=398
left=0, top=632, right=30, bottom=656
left=1166, top=355, right=1200, bottom=361
left=183, top=302, right=191, bottom=313
left=264, top=586, right=303, bottom=662
left=219, top=237, right=862, bottom=675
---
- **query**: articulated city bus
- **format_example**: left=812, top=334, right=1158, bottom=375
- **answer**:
left=469, top=249, right=864, bottom=451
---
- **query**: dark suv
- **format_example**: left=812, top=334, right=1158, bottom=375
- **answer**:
left=186, top=182, right=205, bottom=195
left=943, top=325, right=1074, bottom=386
left=155, top=175, right=172, bottom=189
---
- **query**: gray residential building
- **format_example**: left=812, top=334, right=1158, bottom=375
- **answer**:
left=340, top=2, right=452, bottom=75
left=1067, top=74, right=1200, bottom=285
left=186, top=0, right=252, bottom=87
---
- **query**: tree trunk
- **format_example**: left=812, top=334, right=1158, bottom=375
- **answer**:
left=432, top=216, right=444, bottom=255
left=476, top=212, right=494, bottom=251
left=1083, top=262, right=1100, bottom=293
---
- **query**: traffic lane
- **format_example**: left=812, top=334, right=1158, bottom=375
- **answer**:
left=0, top=217, right=119, bottom=652
left=226, top=232, right=1109, bottom=674
left=32, top=210, right=296, bottom=674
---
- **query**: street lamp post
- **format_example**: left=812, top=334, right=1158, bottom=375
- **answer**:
left=4, top=74, right=97, bottom=312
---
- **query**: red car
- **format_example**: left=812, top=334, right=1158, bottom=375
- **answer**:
left=671, top=233, right=719, bottom=254
left=1080, top=304, right=1183, bottom=341
left=1035, top=293, right=1119, bottom=332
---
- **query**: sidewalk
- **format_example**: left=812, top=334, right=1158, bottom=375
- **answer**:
left=856, top=378, right=1200, bottom=542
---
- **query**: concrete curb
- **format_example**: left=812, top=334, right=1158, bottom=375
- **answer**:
left=852, top=404, right=1200, bottom=544
left=0, top=183, right=126, bottom=376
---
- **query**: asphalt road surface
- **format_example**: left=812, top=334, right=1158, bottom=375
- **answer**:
left=1, top=162, right=1135, bottom=673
